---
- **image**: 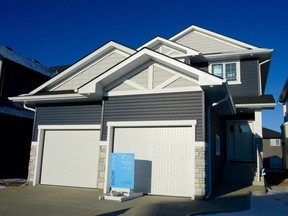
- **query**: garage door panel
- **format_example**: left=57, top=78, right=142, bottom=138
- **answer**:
left=114, top=127, right=194, bottom=197
left=41, top=130, right=100, bottom=188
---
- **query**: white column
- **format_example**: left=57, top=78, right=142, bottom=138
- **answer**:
left=255, top=110, right=263, bottom=138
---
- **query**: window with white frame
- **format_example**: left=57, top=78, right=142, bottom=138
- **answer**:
left=209, top=61, right=240, bottom=83
left=270, top=139, right=281, bottom=146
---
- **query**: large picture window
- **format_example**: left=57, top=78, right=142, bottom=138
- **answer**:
left=209, top=61, right=240, bottom=83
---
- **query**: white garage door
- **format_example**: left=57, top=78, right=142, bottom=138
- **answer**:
left=41, top=130, right=100, bottom=188
left=113, top=127, right=194, bottom=197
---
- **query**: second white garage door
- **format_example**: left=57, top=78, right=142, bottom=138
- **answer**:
left=113, top=127, right=194, bottom=197
left=40, top=129, right=100, bottom=188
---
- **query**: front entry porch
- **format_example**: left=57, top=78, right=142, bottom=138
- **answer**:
left=223, top=120, right=266, bottom=192
left=227, top=121, right=255, bottom=162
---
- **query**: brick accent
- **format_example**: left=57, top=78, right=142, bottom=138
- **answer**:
left=28, top=145, right=37, bottom=182
left=97, top=145, right=107, bottom=189
left=194, top=146, right=206, bottom=197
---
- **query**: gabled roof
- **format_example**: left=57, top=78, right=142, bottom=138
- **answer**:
left=78, top=48, right=236, bottom=115
left=170, top=25, right=261, bottom=50
left=262, top=127, right=281, bottom=139
left=27, top=41, right=136, bottom=95
left=10, top=47, right=236, bottom=115
left=0, top=46, right=56, bottom=77
left=169, top=25, right=273, bottom=61
left=137, top=36, right=200, bottom=56
left=78, top=48, right=224, bottom=95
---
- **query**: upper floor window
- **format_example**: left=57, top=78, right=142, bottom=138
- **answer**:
left=270, top=139, right=281, bottom=147
left=209, top=61, right=241, bottom=84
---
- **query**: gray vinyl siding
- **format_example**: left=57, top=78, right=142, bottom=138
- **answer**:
left=228, top=59, right=260, bottom=97
left=54, top=52, right=126, bottom=91
left=205, top=96, right=226, bottom=191
left=102, top=91, right=204, bottom=141
left=33, top=103, right=102, bottom=141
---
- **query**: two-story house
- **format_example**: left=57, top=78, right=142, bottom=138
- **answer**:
left=0, top=46, right=57, bottom=179
left=279, top=78, right=288, bottom=170
left=9, top=25, right=275, bottom=199
left=262, top=127, right=283, bottom=169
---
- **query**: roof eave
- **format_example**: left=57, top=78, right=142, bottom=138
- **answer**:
left=235, top=103, right=276, bottom=109
left=9, top=93, right=102, bottom=106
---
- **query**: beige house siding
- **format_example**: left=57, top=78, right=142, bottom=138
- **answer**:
left=54, top=52, right=126, bottom=91
left=175, top=31, right=244, bottom=54
left=263, top=139, right=283, bottom=158
left=108, top=63, right=198, bottom=94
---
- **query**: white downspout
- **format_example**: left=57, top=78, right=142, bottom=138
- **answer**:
left=23, top=103, right=36, bottom=112
left=205, top=95, right=229, bottom=200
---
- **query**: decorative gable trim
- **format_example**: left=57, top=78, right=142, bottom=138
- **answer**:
left=104, top=61, right=201, bottom=97
left=78, top=48, right=224, bottom=96
left=138, top=36, right=200, bottom=56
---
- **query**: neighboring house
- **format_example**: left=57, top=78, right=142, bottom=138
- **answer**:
left=279, top=78, right=288, bottom=169
left=262, top=127, right=282, bottom=169
left=0, top=46, right=57, bottom=179
left=9, top=25, right=276, bottom=199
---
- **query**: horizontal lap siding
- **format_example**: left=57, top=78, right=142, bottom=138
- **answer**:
left=103, top=91, right=204, bottom=141
left=33, top=103, right=102, bottom=141
left=205, top=96, right=226, bottom=190
left=228, top=59, right=259, bottom=97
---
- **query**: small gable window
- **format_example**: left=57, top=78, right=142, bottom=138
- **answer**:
left=209, top=61, right=240, bottom=84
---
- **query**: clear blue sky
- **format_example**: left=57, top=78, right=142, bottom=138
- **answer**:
left=1, top=0, right=287, bottom=132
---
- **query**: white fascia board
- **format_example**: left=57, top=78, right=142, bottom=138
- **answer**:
left=170, top=25, right=260, bottom=50
left=137, top=36, right=200, bottom=55
left=38, top=124, right=101, bottom=130
left=204, top=49, right=273, bottom=60
left=9, top=93, right=90, bottom=103
left=107, top=120, right=197, bottom=127
left=78, top=48, right=224, bottom=94
left=235, top=103, right=276, bottom=109
left=29, top=41, right=135, bottom=95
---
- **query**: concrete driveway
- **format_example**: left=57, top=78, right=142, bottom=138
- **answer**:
left=0, top=185, right=251, bottom=216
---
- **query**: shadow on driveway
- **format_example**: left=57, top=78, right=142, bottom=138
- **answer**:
left=0, top=185, right=251, bottom=216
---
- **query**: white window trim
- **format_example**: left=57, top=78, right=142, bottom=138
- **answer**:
left=270, top=139, right=281, bottom=147
left=208, top=61, right=241, bottom=84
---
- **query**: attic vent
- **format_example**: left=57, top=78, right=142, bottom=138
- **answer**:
left=32, top=59, right=40, bottom=63
left=5, top=46, right=13, bottom=51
